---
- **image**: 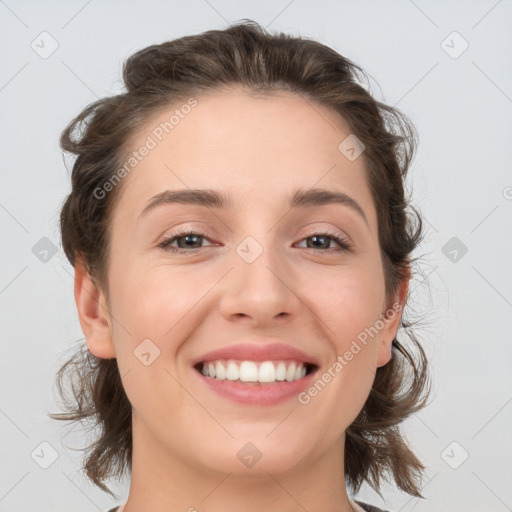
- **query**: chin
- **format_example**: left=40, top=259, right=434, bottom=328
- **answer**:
left=193, top=434, right=312, bottom=477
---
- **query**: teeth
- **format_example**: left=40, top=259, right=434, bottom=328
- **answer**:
left=275, top=362, right=287, bottom=381
left=286, top=362, right=296, bottom=382
left=200, top=359, right=310, bottom=383
left=258, top=361, right=275, bottom=383
left=216, top=361, right=227, bottom=380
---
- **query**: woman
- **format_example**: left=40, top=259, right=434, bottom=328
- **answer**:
left=50, top=20, right=430, bottom=512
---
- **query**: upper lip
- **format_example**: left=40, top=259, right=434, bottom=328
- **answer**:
left=192, top=342, right=320, bottom=367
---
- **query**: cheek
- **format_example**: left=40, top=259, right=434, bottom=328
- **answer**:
left=108, top=271, right=193, bottom=417
left=110, top=256, right=186, bottom=326
left=108, top=262, right=211, bottom=378
left=304, top=265, right=384, bottom=395
left=308, top=263, right=385, bottom=338
left=301, top=304, right=380, bottom=433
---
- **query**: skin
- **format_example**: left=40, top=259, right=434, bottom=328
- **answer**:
left=74, top=86, right=409, bottom=512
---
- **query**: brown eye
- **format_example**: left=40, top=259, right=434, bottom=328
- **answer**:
left=158, top=229, right=214, bottom=253
left=296, top=231, right=352, bottom=253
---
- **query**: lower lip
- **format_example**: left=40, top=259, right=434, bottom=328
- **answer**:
left=192, top=366, right=318, bottom=405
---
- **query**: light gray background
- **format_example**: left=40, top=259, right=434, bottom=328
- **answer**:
left=1, top=1, right=511, bottom=511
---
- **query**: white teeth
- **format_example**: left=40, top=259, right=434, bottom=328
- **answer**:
left=200, top=359, right=310, bottom=383
left=286, top=362, right=296, bottom=382
left=215, top=361, right=227, bottom=380
left=226, top=361, right=239, bottom=380
left=258, top=361, right=275, bottom=383
left=239, top=361, right=259, bottom=382
left=275, top=362, right=287, bottom=381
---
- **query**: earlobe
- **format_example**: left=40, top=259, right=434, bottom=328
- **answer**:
left=74, top=258, right=116, bottom=359
left=376, top=341, right=393, bottom=368
left=376, top=267, right=410, bottom=368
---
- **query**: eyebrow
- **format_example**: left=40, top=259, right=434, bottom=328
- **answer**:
left=138, top=187, right=369, bottom=226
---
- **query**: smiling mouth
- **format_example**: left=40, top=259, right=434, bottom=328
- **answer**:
left=193, top=360, right=318, bottom=384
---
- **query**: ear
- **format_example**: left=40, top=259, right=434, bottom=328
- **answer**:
left=74, top=257, right=116, bottom=359
left=376, top=266, right=410, bottom=368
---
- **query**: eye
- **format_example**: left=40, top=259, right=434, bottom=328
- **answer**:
left=295, top=230, right=353, bottom=253
left=157, top=228, right=215, bottom=253
left=157, top=228, right=353, bottom=254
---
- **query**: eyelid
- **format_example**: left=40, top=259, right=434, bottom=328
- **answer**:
left=295, top=228, right=353, bottom=251
left=157, top=225, right=353, bottom=254
left=295, top=221, right=354, bottom=246
left=157, top=223, right=215, bottom=243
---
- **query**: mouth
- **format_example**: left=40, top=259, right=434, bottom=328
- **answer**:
left=193, top=359, right=319, bottom=384
left=192, top=358, right=319, bottom=405
left=190, top=342, right=321, bottom=405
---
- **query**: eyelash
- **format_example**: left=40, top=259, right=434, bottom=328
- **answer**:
left=157, top=228, right=353, bottom=254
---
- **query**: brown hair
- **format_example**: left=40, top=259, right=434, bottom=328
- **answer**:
left=50, top=19, right=430, bottom=499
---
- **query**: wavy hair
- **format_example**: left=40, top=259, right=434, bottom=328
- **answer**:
left=50, top=19, right=430, bottom=499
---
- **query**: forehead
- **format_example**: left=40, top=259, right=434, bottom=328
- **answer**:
left=114, top=87, right=374, bottom=225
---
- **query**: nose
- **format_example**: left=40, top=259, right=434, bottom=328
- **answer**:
left=217, top=247, right=301, bottom=327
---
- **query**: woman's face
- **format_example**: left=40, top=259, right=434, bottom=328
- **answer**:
left=82, top=87, right=405, bottom=478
